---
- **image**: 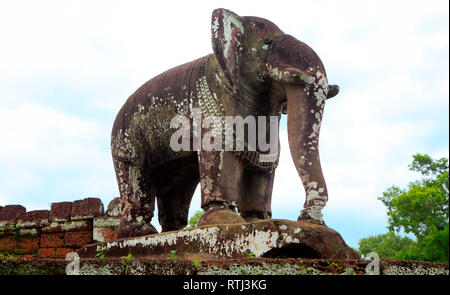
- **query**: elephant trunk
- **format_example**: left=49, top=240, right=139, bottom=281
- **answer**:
left=285, top=82, right=328, bottom=224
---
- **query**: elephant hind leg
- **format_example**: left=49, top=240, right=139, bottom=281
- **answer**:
left=157, top=178, right=199, bottom=232
left=238, top=168, right=275, bottom=222
left=113, top=157, right=158, bottom=238
left=155, top=155, right=200, bottom=232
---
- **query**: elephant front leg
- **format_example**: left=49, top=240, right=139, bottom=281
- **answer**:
left=197, top=150, right=246, bottom=226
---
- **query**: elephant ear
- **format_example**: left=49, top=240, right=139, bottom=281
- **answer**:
left=211, top=8, right=244, bottom=82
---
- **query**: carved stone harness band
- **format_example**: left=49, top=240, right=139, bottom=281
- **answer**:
left=195, top=76, right=280, bottom=172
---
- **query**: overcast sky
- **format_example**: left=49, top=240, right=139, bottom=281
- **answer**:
left=0, top=0, right=448, bottom=248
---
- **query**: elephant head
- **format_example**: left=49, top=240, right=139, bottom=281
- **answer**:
left=211, top=8, right=339, bottom=224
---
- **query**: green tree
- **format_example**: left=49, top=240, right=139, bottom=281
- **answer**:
left=186, top=210, right=203, bottom=228
left=359, top=153, right=449, bottom=263
left=358, top=232, right=415, bottom=259
left=378, top=154, right=448, bottom=239
left=395, top=225, right=449, bottom=263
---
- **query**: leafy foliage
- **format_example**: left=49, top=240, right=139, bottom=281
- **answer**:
left=378, top=154, right=448, bottom=239
left=394, top=225, right=449, bottom=263
left=359, top=154, right=449, bottom=264
left=193, top=259, right=199, bottom=269
left=358, top=232, right=415, bottom=259
left=168, top=249, right=180, bottom=260
left=95, top=245, right=106, bottom=259
left=187, top=210, right=203, bottom=228
left=121, top=253, right=133, bottom=273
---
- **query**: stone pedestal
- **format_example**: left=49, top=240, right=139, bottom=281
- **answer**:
left=78, top=219, right=358, bottom=260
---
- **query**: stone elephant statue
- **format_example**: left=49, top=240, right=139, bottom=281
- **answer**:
left=111, top=8, right=339, bottom=238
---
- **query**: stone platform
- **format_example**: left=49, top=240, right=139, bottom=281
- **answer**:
left=78, top=219, right=359, bottom=260
left=1, top=257, right=448, bottom=275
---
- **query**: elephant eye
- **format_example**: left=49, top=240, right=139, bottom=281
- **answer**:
left=263, top=39, right=274, bottom=48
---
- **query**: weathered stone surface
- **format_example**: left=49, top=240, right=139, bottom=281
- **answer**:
left=64, top=231, right=92, bottom=248
left=93, top=228, right=118, bottom=243
left=0, top=235, right=17, bottom=252
left=50, top=202, right=72, bottom=222
left=197, top=207, right=246, bottom=226
left=16, top=236, right=39, bottom=254
left=78, top=219, right=358, bottom=260
left=0, top=220, right=15, bottom=233
left=105, top=198, right=121, bottom=217
left=41, top=220, right=93, bottom=234
left=0, top=205, right=27, bottom=233
left=55, top=247, right=75, bottom=259
left=17, top=228, right=39, bottom=236
left=40, top=233, right=65, bottom=248
left=380, top=259, right=450, bottom=275
left=0, top=205, right=26, bottom=222
left=20, top=210, right=49, bottom=222
left=37, top=248, right=57, bottom=259
left=93, top=217, right=120, bottom=242
left=195, top=258, right=450, bottom=275
left=71, top=198, right=104, bottom=220
left=16, top=210, right=49, bottom=228
left=0, top=257, right=448, bottom=275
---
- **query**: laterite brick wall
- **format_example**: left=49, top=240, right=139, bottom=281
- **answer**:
left=0, top=197, right=121, bottom=259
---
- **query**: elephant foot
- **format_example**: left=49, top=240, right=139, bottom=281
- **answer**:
left=198, top=203, right=246, bottom=226
left=117, top=222, right=159, bottom=239
left=244, top=216, right=264, bottom=222
left=297, top=210, right=326, bottom=226
left=241, top=210, right=271, bottom=223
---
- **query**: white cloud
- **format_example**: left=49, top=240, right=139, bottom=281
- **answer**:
left=0, top=104, right=101, bottom=166
left=0, top=104, right=117, bottom=210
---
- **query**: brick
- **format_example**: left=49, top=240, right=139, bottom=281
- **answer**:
left=56, top=247, right=76, bottom=259
left=106, top=197, right=121, bottom=217
left=19, top=210, right=49, bottom=222
left=93, top=217, right=120, bottom=242
left=64, top=220, right=93, bottom=232
left=38, top=248, right=56, bottom=258
left=0, top=220, right=16, bottom=234
left=17, top=254, right=35, bottom=259
left=18, top=228, right=39, bottom=236
left=40, top=233, right=64, bottom=248
left=41, top=221, right=65, bottom=234
left=16, top=236, right=39, bottom=254
left=41, top=220, right=93, bottom=234
left=71, top=198, right=104, bottom=220
left=16, top=210, right=49, bottom=228
left=93, top=228, right=118, bottom=243
left=0, top=205, right=26, bottom=222
left=93, top=216, right=119, bottom=228
left=64, top=230, right=92, bottom=248
left=0, top=235, right=17, bottom=252
left=49, top=202, right=72, bottom=222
